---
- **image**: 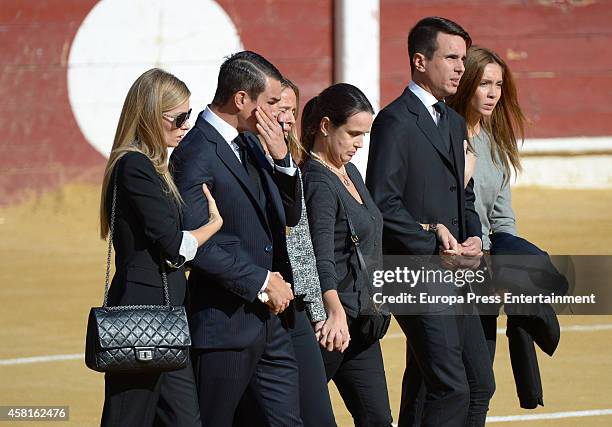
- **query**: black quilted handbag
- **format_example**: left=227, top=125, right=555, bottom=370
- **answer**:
left=85, top=176, right=191, bottom=373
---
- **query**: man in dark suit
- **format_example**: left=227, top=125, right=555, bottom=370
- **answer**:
left=170, top=51, right=303, bottom=426
left=366, top=17, right=494, bottom=427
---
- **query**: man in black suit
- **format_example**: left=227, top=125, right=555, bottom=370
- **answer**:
left=170, top=51, right=303, bottom=426
left=366, top=17, right=494, bottom=427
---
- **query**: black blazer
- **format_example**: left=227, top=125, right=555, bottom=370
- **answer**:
left=366, top=87, right=481, bottom=256
left=106, top=151, right=188, bottom=307
left=170, top=114, right=301, bottom=350
left=490, top=232, right=564, bottom=409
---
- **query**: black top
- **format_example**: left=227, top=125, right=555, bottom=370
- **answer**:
left=303, top=159, right=383, bottom=318
left=106, top=151, right=187, bottom=307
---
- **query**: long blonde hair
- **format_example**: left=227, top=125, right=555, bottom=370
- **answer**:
left=99, top=68, right=190, bottom=239
left=281, top=78, right=305, bottom=164
left=448, top=46, right=526, bottom=182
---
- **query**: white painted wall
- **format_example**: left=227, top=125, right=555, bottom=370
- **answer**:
left=514, top=137, right=612, bottom=188
left=353, top=132, right=612, bottom=188
left=335, top=0, right=380, bottom=176
left=513, top=155, right=612, bottom=189
left=519, top=136, right=612, bottom=155
left=69, top=0, right=612, bottom=189
left=68, top=0, right=243, bottom=158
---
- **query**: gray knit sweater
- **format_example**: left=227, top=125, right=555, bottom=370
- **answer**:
left=471, top=130, right=517, bottom=250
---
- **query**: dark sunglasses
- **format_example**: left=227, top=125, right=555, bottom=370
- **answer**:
left=162, top=108, right=192, bottom=128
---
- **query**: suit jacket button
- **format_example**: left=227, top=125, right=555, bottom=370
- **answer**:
left=452, top=218, right=458, bottom=226
left=450, top=185, right=457, bottom=192
left=265, top=245, right=273, bottom=253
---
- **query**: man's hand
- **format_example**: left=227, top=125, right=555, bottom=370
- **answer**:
left=264, top=272, right=293, bottom=314
left=255, top=106, right=288, bottom=160
left=435, top=224, right=459, bottom=253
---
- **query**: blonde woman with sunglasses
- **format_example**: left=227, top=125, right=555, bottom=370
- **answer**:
left=99, top=68, right=222, bottom=426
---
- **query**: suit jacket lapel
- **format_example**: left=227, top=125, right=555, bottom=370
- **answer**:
left=402, top=88, right=455, bottom=171
left=196, top=117, right=268, bottom=222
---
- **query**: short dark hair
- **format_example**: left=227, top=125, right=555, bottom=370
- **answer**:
left=408, top=16, right=471, bottom=72
left=212, top=50, right=283, bottom=106
left=301, top=83, right=374, bottom=154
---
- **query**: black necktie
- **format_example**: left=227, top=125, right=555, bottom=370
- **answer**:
left=433, top=101, right=451, bottom=152
left=234, top=134, right=264, bottom=204
left=234, top=135, right=248, bottom=171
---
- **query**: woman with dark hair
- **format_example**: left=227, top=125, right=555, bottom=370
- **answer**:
left=301, top=83, right=393, bottom=426
left=99, top=68, right=222, bottom=426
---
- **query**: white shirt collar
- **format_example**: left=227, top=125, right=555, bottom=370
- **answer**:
left=201, top=106, right=239, bottom=144
left=408, top=80, right=440, bottom=110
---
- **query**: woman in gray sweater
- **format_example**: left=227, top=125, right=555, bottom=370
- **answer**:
left=448, top=45, right=526, bottom=251
left=448, top=46, right=527, bottom=359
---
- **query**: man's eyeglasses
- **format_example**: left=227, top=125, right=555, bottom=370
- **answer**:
left=162, top=108, right=192, bottom=128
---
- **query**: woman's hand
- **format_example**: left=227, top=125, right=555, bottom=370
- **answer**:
left=317, top=307, right=350, bottom=353
left=203, top=184, right=222, bottom=231
left=190, top=184, right=223, bottom=246
left=313, top=320, right=325, bottom=340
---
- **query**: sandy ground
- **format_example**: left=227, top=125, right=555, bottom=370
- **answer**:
left=0, top=185, right=611, bottom=426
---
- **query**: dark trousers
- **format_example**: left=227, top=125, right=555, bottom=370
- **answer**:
left=321, top=318, right=393, bottom=427
left=396, top=312, right=495, bottom=427
left=480, top=315, right=498, bottom=363
left=192, top=315, right=302, bottom=427
left=101, top=357, right=200, bottom=427
left=291, top=307, right=336, bottom=427
left=234, top=305, right=336, bottom=427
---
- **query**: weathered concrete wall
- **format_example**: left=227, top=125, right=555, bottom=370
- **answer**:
left=1, top=0, right=610, bottom=205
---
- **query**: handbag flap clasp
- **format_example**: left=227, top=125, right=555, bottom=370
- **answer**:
left=135, top=347, right=154, bottom=362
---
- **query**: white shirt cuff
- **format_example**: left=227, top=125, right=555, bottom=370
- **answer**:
left=265, top=153, right=297, bottom=176
left=181, top=231, right=199, bottom=261
left=166, top=231, right=198, bottom=269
